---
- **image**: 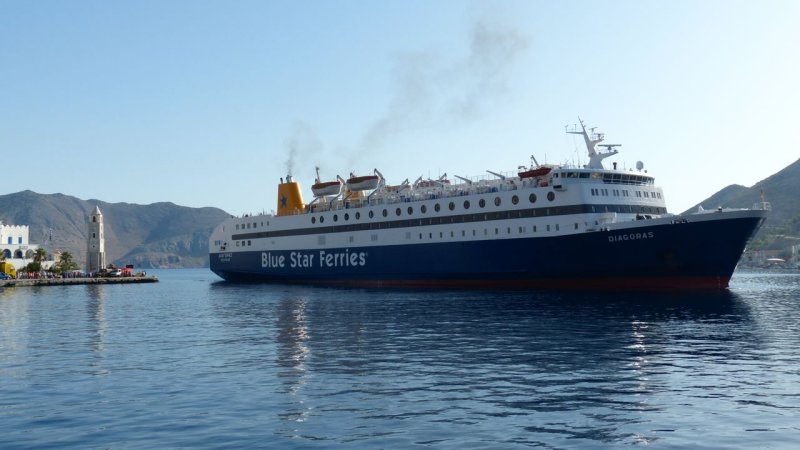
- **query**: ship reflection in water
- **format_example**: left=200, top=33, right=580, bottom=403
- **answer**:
left=209, top=281, right=788, bottom=448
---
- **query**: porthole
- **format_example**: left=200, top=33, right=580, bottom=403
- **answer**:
left=464, top=200, right=470, bottom=209
left=312, top=217, right=316, bottom=224
left=547, top=192, right=555, bottom=201
left=333, top=214, right=338, bottom=222
left=449, top=202, right=455, bottom=211
left=369, top=211, right=374, bottom=219
left=479, top=199, right=486, bottom=208
left=495, top=197, right=501, bottom=206
left=382, top=209, right=388, bottom=217
left=396, top=207, right=402, bottom=216
left=344, top=213, right=349, bottom=221
left=529, top=193, right=537, bottom=203
left=435, top=204, right=441, bottom=212
left=407, top=206, right=413, bottom=215
left=320, top=216, right=325, bottom=223
left=355, top=212, right=361, bottom=220
left=512, top=195, right=519, bottom=205
left=421, top=205, right=427, bottom=213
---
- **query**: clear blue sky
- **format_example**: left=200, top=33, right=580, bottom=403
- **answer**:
left=2, top=0, right=798, bottom=215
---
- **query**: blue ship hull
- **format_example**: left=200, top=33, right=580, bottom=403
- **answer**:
left=210, top=215, right=764, bottom=289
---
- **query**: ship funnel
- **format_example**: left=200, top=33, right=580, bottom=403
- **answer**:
left=276, top=178, right=306, bottom=216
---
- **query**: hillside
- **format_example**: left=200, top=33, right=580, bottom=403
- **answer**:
left=686, top=158, right=800, bottom=235
left=0, top=191, right=230, bottom=268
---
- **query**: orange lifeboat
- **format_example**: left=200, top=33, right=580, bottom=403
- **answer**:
left=518, top=167, right=552, bottom=179
left=311, top=180, right=342, bottom=197
left=346, top=173, right=380, bottom=191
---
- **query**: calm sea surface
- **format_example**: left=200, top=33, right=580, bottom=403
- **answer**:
left=1, top=270, right=799, bottom=449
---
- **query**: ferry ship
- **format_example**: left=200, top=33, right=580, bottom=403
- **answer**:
left=209, top=120, right=768, bottom=289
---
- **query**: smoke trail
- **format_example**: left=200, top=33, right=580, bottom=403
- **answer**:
left=284, top=121, right=322, bottom=177
left=356, top=20, right=529, bottom=155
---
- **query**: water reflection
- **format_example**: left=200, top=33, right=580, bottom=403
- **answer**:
left=85, top=285, right=107, bottom=357
left=209, top=283, right=761, bottom=446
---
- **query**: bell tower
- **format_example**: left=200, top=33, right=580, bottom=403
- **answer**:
left=86, top=205, right=106, bottom=273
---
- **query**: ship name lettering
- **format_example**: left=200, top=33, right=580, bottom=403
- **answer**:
left=290, top=251, right=315, bottom=268
left=261, top=252, right=285, bottom=268
left=608, top=231, right=655, bottom=243
left=319, top=249, right=367, bottom=268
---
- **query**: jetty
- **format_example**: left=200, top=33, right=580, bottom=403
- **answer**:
left=3, top=276, right=158, bottom=288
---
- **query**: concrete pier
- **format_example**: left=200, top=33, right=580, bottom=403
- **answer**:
left=3, top=276, right=159, bottom=287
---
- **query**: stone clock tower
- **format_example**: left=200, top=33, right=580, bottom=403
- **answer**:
left=86, top=205, right=106, bottom=273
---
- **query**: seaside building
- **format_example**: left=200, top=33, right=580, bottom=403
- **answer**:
left=86, top=205, right=106, bottom=273
left=0, top=221, right=48, bottom=270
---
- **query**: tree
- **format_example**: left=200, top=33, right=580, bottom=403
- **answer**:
left=33, top=248, right=47, bottom=263
left=56, top=251, right=80, bottom=273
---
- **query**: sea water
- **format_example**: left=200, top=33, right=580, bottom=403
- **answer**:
left=1, top=270, right=799, bottom=449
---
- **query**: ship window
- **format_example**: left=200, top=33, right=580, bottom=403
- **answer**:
left=92, top=232, right=96, bottom=238
left=495, top=197, right=501, bottom=206
left=349, top=236, right=354, bottom=242
left=533, top=225, right=537, bottom=232
left=369, top=211, right=374, bottom=219
left=248, top=240, right=252, bottom=246
left=246, top=223, right=250, bottom=229
left=579, top=173, right=590, bottom=178
left=556, top=224, right=560, bottom=231
left=512, top=195, right=519, bottom=205
left=382, top=209, right=388, bottom=217
left=406, top=232, right=411, bottom=240
left=355, top=212, right=361, bottom=219
left=235, top=241, right=239, bottom=247
left=464, top=200, right=470, bottom=209
left=429, top=233, right=433, bottom=238
left=462, top=230, right=466, bottom=237
left=344, top=213, right=349, bottom=221
left=396, top=208, right=401, bottom=216
left=484, top=229, right=488, bottom=235
left=439, top=232, right=443, bottom=238
left=547, top=225, right=550, bottom=232
left=495, top=228, right=499, bottom=235
left=253, top=222, right=257, bottom=228
left=235, top=224, right=239, bottom=230
left=421, top=205, right=427, bottom=213
left=473, top=230, right=476, bottom=236
left=408, top=207, right=413, bottom=215
left=529, top=193, right=537, bottom=203
left=333, top=214, right=338, bottom=222
left=320, top=216, right=325, bottom=223
left=575, top=223, right=579, bottom=230
left=449, top=202, right=455, bottom=211
left=419, top=233, right=423, bottom=239
left=434, top=204, right=441, bottom=212
left=479, top=199, right=486, bottom=208
left=507, top=227, right=511, bottom=234
left=371, top=234, right=378, bottom=242
left=547, top=192, right=555, bottom=201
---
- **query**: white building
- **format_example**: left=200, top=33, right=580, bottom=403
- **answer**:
left=86, top=205, right=106, bottom=273
left=0, top=221, right=45, bottom=269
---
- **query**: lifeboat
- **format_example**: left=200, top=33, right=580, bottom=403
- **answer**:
left=518, top=166, right=552, bottom=179
left=311, top=166, right=343, bottom=197
left=346, top=173, right=380, bottom=192
left=311, top=180, right=342, bottom=197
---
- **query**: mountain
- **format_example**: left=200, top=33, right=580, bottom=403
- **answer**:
left=686, top=158, right=800, bottom=236
left=0, top=191, right=230, bottom=269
